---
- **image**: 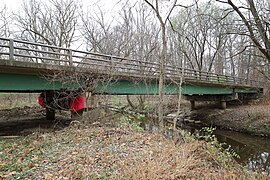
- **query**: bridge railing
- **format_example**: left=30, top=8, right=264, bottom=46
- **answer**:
left=0, top=38, right=72, bottom=65
left=0, top=37, right=263, bottom=88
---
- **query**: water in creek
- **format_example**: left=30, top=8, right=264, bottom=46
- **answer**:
left=180, top=123, right=270, bottom=175
left=215, top=129, right=270, bottom=174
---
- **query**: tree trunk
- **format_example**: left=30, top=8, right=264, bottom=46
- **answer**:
left=158, top=24, right=167, bottom=128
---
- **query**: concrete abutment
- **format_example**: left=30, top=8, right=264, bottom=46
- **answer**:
left=220, top=100, right=227, bottom=109
left=190, top=100, right=195, bottom=110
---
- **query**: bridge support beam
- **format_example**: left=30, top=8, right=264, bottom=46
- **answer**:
left=46, top=108, right=55, bottom=120
left=45, top=91, right=56, bottom=120
left=90, top=93, right=96, bottom=108
left=190, top=100, right=195, bottom=110
left=220, top=100, right=226, bottom=109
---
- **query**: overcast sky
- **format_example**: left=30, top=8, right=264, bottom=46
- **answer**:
left=1, top=0, right=201, bottom=13
left=1, top=0, right=133, bottom=28
left=1, top=0, right=122, bottom=12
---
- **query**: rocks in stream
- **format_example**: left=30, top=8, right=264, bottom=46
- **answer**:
left=165, top=111, right=202, bottom=125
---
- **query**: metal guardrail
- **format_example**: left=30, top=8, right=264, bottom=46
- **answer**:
left=0, top=37, right=263, bottom=88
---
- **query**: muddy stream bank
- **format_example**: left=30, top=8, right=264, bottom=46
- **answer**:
left=177, top=102, right=270, bottom=175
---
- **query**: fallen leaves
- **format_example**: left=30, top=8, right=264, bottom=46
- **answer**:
left=44, top=173, right=54, bottom=180
left=0, top=125, right=249, bottom=179
left=7, top=171, right=17, bottom=176
left=28, top=163, right=39, bottom=168
left=0, top=171, right=17, bottom=179
left=71, top=151, right=78, bottom=155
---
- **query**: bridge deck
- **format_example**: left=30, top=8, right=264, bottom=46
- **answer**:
left=0, top=38, right=264, bottom=95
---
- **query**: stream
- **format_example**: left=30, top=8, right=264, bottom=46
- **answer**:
left=216, top=129, right=270, bottom=174
left=180, top=123, right=270, bottom=175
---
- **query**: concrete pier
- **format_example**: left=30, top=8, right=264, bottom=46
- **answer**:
left=221, top=100, right=226, bottom=109
left=190, top=100, right=195, bottom=110
left=46, top=108, right=55, bottom=120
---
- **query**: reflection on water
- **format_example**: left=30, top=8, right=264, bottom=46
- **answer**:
left=150, top=121, right=270, bottom=174
left=247, top=152, right=270, bottom=174
left=215, top=129, right=270, bottom=175
left=178, top=123, right=270, bottom=174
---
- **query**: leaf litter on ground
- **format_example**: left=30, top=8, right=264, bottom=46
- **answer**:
left=0, top=121, right=267, bottom=179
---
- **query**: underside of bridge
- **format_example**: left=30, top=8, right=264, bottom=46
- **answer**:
left=0, top=38, right=265, bottom=122
left=0, top=72, right=261, bottom=95
left=0, top=72, right=263, bottom=115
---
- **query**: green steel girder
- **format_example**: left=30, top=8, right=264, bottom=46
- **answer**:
left=234, top=88, right=257, bottom=93
left=0, top=73, right=258, bottom=95
left=0, top=73, right=77, bottom=91
left=97, top=80, right=257, bottom=95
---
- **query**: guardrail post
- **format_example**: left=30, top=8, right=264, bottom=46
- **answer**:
left=68, top=49, right=73, bottom=66
left=110, top=56, right=112, bottom=73
left=139, top=61, right=142, bottom=75
left=9, top=39, right=14, bottom=60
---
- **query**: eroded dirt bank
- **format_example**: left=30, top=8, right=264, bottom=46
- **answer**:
left=0, top=106, right=70, bottom=136
left=190, top=102, right=270, bottom=137
left=1, top=102, right=269, bottom=137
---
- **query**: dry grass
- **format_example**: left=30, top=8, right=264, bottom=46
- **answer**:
left=0, top=96, right=267, bottom=180
left=0, top=94, right=268, bottom=179
left=1, top=117, right=265, bottom=180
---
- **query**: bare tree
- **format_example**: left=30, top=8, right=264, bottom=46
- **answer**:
left=170, top=2, right=229, bottom=74
left=81, top=6, right=115, bottom=54
left=216, top=0, right=270, bottom=80
left=0, top=5, right=11, bottom=37
left=15, top=0, right=79, bottom=48
left=81, top=1, right=159, bottom=58
left=81, top=1, right=160, bottom=118
left=144, top=0, right=185, bottom=128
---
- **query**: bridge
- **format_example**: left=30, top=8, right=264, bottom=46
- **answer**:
left=0, top=37, right=264, bottom=119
